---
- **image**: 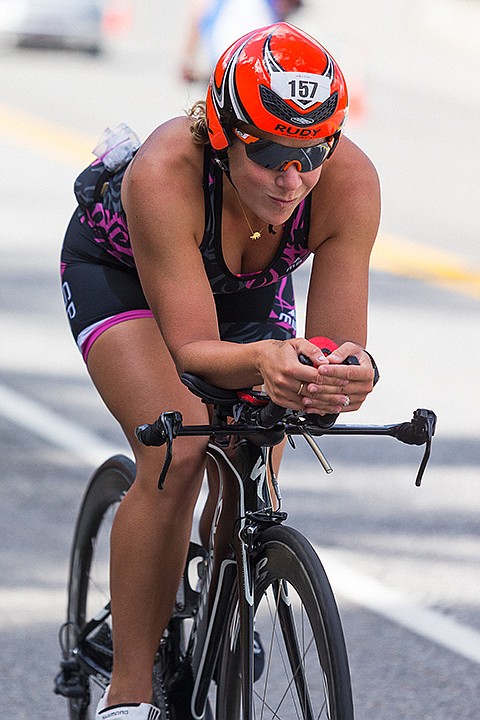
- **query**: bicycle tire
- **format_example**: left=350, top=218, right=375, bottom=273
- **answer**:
left=215, top=524, right=354, bottom=720
left=66, top=454, right=135, bottom=720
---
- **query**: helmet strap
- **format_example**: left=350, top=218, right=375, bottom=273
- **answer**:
left=327, top=131, right=342, bottom=159
left=214, top=150, right=231, bottom=180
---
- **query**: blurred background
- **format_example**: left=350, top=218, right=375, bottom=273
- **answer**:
left=1, top=1, right=479, bottom=718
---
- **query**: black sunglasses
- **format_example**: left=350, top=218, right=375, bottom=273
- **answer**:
left=233, top=127, right=337, bottom=172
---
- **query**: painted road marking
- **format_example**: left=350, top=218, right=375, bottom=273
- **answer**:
left=0, top=588, right=67, bottom=629
left=0, top=102, right=93, bottom=166
left=0, top=382, right=125, bottom=468
left=318, top=546, right=480, bottom=666
left=1, top=380, right=480, bottom=665
left=372, top=234, right=480, bottom=300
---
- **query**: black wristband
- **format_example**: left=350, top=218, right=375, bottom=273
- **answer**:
left=365, top=350, right=380, bottom=385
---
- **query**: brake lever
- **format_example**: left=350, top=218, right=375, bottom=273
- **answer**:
left=288, top=414, right=333, bottom=473
left=156, top=411, right=183, bottom=489
left=413, top=409, right=437, bottom=487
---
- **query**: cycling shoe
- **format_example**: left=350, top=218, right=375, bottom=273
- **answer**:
left=96, top=686, right=163, bottom=720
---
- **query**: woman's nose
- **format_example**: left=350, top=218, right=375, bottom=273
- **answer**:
left=275, top=164, right=303, bottom=190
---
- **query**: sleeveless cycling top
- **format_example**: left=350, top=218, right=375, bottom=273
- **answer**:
left=74, top=145, right=313, bottom=293
left=199, top=146, right=312, bottom=294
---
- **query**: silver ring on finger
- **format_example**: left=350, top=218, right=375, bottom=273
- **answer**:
left=343, top=395, right=351, bottom=407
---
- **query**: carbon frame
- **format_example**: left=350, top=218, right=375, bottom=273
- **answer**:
left=187, top=436, right=278, bottom=720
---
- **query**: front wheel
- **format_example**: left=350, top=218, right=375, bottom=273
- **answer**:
left=216, top=524, right=354, bottom=720
left=66, top=455, right=135, bottom=720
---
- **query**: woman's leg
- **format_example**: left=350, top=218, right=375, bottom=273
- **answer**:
left=86, top=316, right=208, bottom=706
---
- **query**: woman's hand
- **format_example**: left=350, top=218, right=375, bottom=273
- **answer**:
left=302, top=341, right=375, bottom=415
left=258, top=339, right=375, bottom=415
left=258, top=339, right=350, bottom=412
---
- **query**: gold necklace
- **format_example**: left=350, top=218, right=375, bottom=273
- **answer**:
left=233, top=187, right=269, bottom=240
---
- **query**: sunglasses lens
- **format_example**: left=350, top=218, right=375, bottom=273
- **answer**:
left=245, top=139, right=331, bottom=172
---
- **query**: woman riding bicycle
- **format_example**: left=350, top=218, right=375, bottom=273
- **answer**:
left=60, top=22, right=380, bottom=719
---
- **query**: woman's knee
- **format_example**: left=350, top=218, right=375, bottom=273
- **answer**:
left=133, top=437, right=207, bottom=501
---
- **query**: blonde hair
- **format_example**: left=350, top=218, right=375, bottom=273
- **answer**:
left=187, top=101, right=210, bottom=145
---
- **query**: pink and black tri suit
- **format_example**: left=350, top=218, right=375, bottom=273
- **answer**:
left=60, top=145, right=313, bottom=362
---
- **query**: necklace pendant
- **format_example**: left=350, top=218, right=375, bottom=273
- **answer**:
left=250, top=231, right=261, bottom=241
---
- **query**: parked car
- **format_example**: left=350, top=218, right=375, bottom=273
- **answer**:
left=0, top=0, right=106, bottom=54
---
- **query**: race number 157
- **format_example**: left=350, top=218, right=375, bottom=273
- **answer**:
left=288, top=79, right=319, bottom=99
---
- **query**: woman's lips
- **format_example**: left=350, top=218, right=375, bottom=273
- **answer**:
left=268, top=195, right=297, bottom=208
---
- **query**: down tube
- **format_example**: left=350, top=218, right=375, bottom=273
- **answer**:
left=190, top=440, right=271, bottom=719
left=189, top=443, right=244, bottom=719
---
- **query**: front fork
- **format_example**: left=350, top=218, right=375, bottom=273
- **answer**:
left=234, top=508, right=288, bottom=719
left=235, top=521, right=256, bottom=719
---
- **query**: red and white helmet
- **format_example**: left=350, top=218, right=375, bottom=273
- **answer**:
left=206, top=22, right=348, bottom=152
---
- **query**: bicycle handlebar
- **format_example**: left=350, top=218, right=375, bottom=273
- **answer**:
left=136, top=410, right=182, bottom=450
left=135, top=372, right=437, bottom=488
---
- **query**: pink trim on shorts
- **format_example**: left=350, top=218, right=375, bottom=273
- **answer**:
left=81, top=310, right=154, bottom=362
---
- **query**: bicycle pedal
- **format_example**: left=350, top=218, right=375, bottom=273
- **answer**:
left=53, top=659, right=87, bottom=699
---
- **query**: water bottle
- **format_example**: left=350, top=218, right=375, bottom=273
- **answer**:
left=93, top=123, right=141, bottom=171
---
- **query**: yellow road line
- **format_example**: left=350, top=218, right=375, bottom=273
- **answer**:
left=0, top=103, right=94, bottom=165
left=1, top=102, right=479, bottom=300
left=372, top=234, right=480, bottom=299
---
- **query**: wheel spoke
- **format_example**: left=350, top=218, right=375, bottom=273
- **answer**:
left=215, top=526, right=353, bottom=720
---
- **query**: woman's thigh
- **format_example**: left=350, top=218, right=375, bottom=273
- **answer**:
left=87, top=317, right=207, bottom=437
left=86, top=317, right=210, bottom=499
left=61, top=215, right=208, bottom=499
left=61, top=211, right=152, bottom=362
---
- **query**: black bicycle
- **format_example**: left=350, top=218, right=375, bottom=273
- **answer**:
left=55, top=371, right=436, bottom=720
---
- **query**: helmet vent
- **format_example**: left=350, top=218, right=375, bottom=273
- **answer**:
left=259, top=86, right=339, bottom=127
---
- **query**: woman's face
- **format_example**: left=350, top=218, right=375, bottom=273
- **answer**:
left=227, top=125, right=325, bottom=226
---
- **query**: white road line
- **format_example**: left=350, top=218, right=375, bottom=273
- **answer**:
left=317, top=547, right=480, bottom=666
left=0, top=588, right=66, bottom=629
left=0, top=382, right=126, bottom=467
left=1, top=382, right=479, bottom=664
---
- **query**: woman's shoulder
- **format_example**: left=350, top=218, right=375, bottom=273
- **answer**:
left=309, top=135, right=380, bottom=249
left=323, top=135, right=379, bottom=194
left=122, top=116, right=206, bottom=204
left=127, top=117, right=205, bottom=183
left=312, top=135, right=380, bottom=217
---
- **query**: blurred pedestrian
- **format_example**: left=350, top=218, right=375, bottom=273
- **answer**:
left=181, top=0, right=302, bottom=82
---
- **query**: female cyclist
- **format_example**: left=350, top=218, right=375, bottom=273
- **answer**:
left=60, top=22, right=380, bottom=719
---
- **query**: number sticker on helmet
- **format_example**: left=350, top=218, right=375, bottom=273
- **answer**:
left=270, top=72, right=331, bottom=108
